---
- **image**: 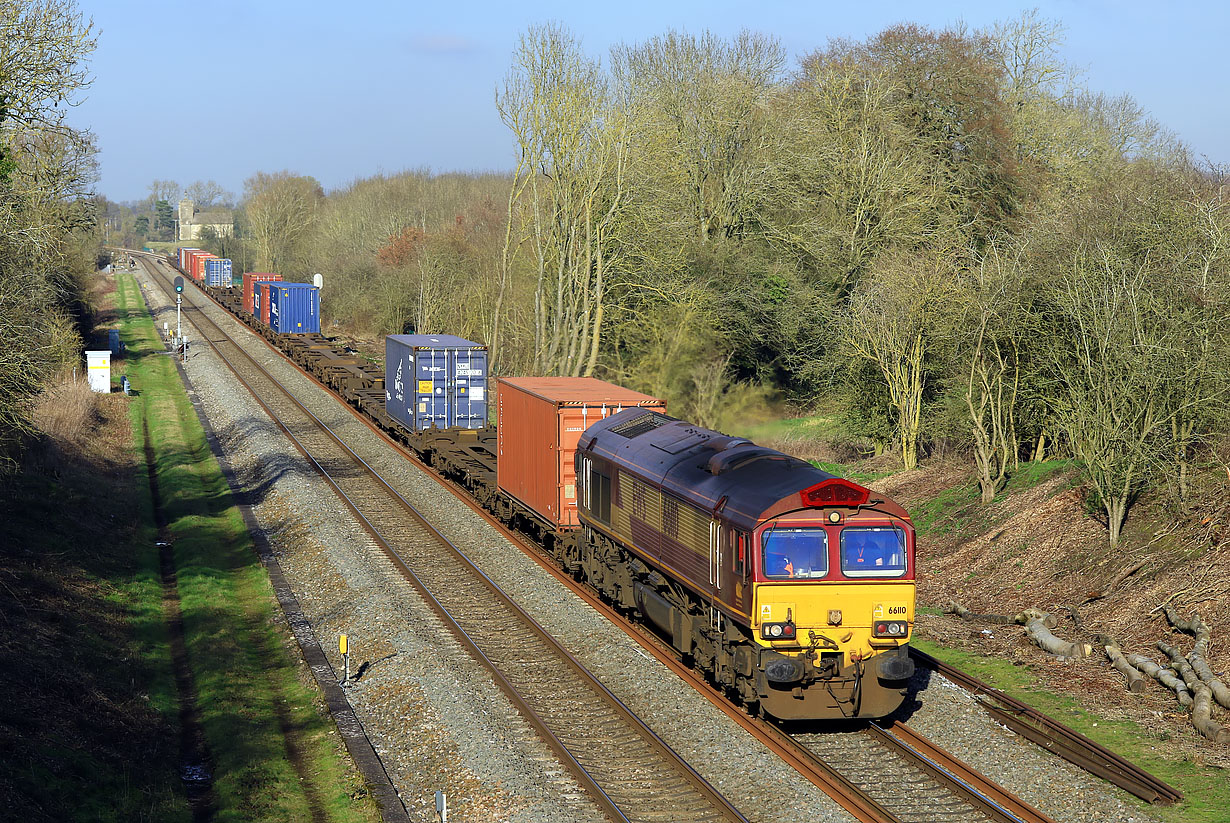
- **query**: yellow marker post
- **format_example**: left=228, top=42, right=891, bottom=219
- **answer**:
left=340, top=634, right=350, bottom=687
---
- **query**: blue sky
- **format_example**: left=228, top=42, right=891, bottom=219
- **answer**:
left=73, top=1, right=1230, bottom=203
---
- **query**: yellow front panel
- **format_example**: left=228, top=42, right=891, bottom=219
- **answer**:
left=753, top=582, right=915, bottom=659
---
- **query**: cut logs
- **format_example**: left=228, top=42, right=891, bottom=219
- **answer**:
left=1192, top=685, right=1230, bottom=744
left=1127, top=654, right=1192, bottom=708
left=1162, top=606, right=1211, bottom=658
left=1103, top=642, right=1146, bottom=693
left=1158, top=642, right=1201, bottom=691
left=1026, top=616, right=1091, bottom=659
left=1161, top=606, right=1230, bottom=710
left=1189, top=653, right=1230, bottom=711
left=944, top=601, right=1057, bottom=628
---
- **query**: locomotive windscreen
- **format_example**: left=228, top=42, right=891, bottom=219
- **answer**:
left=762, top=527, right=829, bottom=579
left=839, top=527, right=907, bottom=577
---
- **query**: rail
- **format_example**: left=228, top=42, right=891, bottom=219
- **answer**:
left=910, top=648, right=1182, bottom=805
left=137, top=256, right=748, bottom=823
left=126, top=249, right=1178, bottom=820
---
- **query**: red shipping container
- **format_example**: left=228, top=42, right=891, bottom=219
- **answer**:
left=193, top=253, right=217, bottom=282
left=497, top=377, right=666, bottom=527
left=184, top=250, right=208, bottom=281
left=177, top=247, right=199, bottom=272
left=256, top=281, right=274, bottom=327
left=242, top=273, right=282, bottom=314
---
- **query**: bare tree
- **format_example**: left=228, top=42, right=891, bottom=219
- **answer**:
left=762, top=57, right=938, bottom=294
left=958, top=241, right=1031, bottom=502
left=613, top=29, right=784, bottom=245
left=497, top=23, right=632, bottom=376
left=183, top=179, right=230, bottom=209
left=0, top=0, right=95, bottom=133
left=1047, top=251, right=1174, bottom=546
left=845, top=249, right=955, bottom=470
left=0, top=0, right=96, bottom=471
left=1153, top=181, right=1230, bottom=500
left=146, top=178, right=180, bottom=204
left=243, top=171, right=323, bottom=273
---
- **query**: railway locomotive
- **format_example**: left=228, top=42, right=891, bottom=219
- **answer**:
left=574, top=410, right=915, bottom=720
left=146, top=247, right=917, bottom=721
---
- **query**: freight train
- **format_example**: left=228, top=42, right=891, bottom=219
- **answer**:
left=152, top=248, right=916, bottom=720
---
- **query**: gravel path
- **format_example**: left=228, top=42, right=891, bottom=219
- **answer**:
left=138, top=266, right=1168, bottom=823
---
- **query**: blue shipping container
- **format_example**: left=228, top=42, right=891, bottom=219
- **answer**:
left=204, top=258, right=233, bottom=287
left=268, top=283, right=320, bottom=334
left=385, top=334, right=488, bottom=431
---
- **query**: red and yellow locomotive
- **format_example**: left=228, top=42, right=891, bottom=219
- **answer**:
left=575, top=409, right=916, bottom=720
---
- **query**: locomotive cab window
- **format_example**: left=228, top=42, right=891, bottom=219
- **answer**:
left=840, top=527, right=907, bottom=578
left=588, top=461, right=612, bottom=525
left=762, top=527, right=828, bottom=579
left=733, top=531, right=748, bottom=578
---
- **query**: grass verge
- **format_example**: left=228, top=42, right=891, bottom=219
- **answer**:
left=0, top=397, right=187, bottom=820
left=914, top=639, right=1230, bottom=823
left=113, top=271, right=379, bottom=823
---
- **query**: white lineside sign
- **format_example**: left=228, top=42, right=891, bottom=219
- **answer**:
left=86, top=350, right=111, bottom=393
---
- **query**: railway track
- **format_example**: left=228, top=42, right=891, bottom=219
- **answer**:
left=129, top=250, right=1177, bottom=823
left=788, top=723, right=1058, bottom=823
left=137, top=259, right=748, bottom=823
left=910, top=648, right=1182, bottom=806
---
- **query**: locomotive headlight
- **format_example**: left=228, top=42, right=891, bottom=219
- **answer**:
left=762, top=622, right=796, bottom=640
left=873, top=621, right=909, bottom=638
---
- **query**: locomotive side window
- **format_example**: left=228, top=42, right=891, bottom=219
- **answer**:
left=839, top=527, right=907, bottom=578
left=589, top=462, right=612, bottom=524
left=733, top=531, right=747, bottom=578
left=762, top=528, right=828, bottom=579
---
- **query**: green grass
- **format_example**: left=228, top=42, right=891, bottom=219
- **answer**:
left=734, top=413, right=844, bottom=443
left=914, top=639, right=1230, bottom=823
left=139, top=240, right=180, bottom=256
left=0, top=468, right=189, bottom=822
left=809, top=459, right=894, bottom=485
left=114, top=271, right=380, bottom=823
left=908, top=460, right=1077, bottom=538
left=1003, top=458, right=1075, bottom=493
left=908, top=481, right=984, bottom=536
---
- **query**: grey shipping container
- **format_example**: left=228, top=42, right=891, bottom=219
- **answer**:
left=204, top=257, right=233, bottom=288
left=385, top=334, right=488, bottom=432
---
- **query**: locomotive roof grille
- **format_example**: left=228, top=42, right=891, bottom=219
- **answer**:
left=608, top=410, right=675, bottom=439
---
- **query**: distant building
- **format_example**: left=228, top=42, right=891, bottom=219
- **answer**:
left=177, top=199, right=234, bottom=241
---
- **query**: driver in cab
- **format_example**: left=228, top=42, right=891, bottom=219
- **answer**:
left=767, top=552, right=794, bottom=577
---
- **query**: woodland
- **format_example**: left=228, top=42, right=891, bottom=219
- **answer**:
left=0, top=0, right=98, bottom=472
left=25, top=12, right=1230, bottom=552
